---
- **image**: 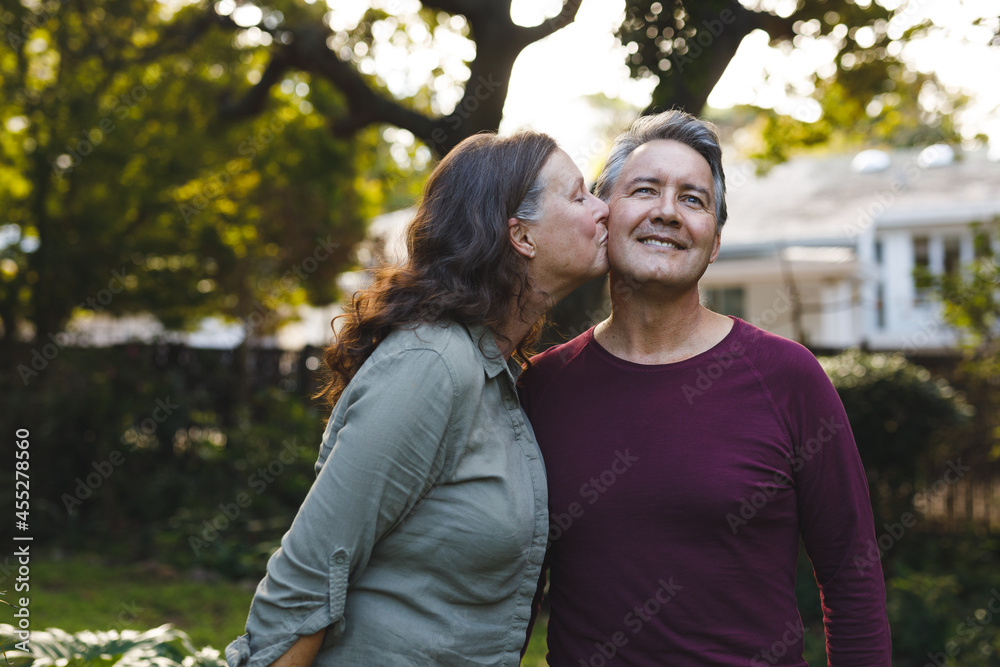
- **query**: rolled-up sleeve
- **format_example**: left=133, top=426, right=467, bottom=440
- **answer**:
left=227, top=348, right=458, bottom=667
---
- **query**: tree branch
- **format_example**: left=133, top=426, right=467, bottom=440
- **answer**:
left=217, top=23, right=441, bottom=149
left=515, top=0, right=583, bottom=45
left=219, top=51, right=292, bottom=120
left=747, top=11, right=798, bottom=42
left=132, top=10, right=221, bottom=66
left=213, top=0, right=583, bottom=155
left=419, top=0, right=481, bottom=19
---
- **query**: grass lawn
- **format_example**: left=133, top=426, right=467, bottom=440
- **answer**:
left=23, top=554, right=254, bottom=651
left=522, top=617, right=549, bottom=666
left=18, top=553, right=553, bottom=664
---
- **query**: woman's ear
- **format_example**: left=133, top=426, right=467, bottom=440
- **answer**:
left=508, top=217, right=536, bottom=259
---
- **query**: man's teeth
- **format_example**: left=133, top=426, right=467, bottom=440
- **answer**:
left=641, top=238, right=681, bottom=249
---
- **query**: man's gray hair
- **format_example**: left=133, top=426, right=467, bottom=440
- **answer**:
left=595, top=110, right=727, bottom=230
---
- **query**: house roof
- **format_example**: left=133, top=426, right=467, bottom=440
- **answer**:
left=721, top=147, right=1000, bottom=249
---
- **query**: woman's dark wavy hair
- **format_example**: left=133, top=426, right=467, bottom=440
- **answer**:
left=316, top=131, right=558, bottom=409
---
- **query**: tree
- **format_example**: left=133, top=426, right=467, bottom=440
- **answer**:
left=214, top=0, right=584, bottom=156
left=210, top=0, right=989, bottom=159
left=0, top=0, right=420, bottom=355
left=617, top=0, right=989, bottom=165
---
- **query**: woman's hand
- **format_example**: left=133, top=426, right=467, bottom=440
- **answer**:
left=269, top=630, right=326, bottom=667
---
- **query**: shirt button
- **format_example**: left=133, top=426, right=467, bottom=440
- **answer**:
left=334, top=554, right=346, bottom=564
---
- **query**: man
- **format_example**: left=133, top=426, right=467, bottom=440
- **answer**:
left=520, top=110, right=891, bottom=666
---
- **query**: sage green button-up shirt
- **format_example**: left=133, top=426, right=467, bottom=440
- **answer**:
left=226, top=321, right=548, bottom=667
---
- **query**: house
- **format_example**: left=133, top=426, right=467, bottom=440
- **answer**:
left=702, top=145, right=1000, bottom=352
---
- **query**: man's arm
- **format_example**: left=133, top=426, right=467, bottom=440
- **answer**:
left=789, top=354, right=892, bottom=665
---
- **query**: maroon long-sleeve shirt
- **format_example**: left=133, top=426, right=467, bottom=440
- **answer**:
left=519, top=318, right=891, bottom=666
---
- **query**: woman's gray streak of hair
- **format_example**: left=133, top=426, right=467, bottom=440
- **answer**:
left=594, top=110, right=728, bottom=230
left=511, top=171, right=548, bottom=222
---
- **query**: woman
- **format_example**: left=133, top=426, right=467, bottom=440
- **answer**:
left=226, top=131, right=608, bottom=667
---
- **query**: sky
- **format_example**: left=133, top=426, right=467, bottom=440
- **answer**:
left=498, top=0, right=1000, bottom=177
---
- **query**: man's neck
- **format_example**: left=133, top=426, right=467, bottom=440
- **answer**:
left=594, top=285, right=733, bottom=365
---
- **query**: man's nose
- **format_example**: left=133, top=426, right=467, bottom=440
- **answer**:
left=649, top=194, right=679, bottom=225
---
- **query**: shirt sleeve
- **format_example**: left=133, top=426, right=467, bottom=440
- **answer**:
left=226, top=348, right=458, bottom=667
left=785, top=353, right=892, bottom=666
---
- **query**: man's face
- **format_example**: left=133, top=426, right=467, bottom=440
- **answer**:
left=606, top=139, right=720, bottom=293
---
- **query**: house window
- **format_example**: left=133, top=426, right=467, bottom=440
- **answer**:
left=913, top=236, right=930, bottom=270
left=913, top=235, right=930, bottom=305
left=943, top=236, right=961, bottom=275
left=703, top=287, right=745, bottom=319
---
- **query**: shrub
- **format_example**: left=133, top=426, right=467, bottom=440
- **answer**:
left=0, top=624, right=224, bottom=667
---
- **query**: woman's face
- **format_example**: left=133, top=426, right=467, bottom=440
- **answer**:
left=527, top=149, right=610, bottom=296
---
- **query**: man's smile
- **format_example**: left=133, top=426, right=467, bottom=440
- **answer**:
left=638, top=234, right=688, bottom=250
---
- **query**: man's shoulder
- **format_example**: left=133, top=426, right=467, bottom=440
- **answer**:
left=733, top=319, right=828, bottom=382
left=528, top=328, right=593, bottom=375
left=519, top=328, right=594, bottom=402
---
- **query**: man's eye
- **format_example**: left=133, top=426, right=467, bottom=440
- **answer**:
left=632, top=187, right=654, bottom=195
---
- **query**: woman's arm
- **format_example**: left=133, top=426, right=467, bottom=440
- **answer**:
left=229, top=346, right=459, bottom=667
left=269, top=630, right=326, bottom=667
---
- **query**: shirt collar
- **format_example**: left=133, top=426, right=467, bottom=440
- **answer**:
left=464, top=323, right=522, bottom=381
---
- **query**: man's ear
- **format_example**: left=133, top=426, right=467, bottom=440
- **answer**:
left=708, top=230, right=722, bottom=264
left=508, top=217, right=536, bottom=259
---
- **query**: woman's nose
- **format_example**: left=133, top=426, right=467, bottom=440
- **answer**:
left=591, top=194, right=609, bottom=223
